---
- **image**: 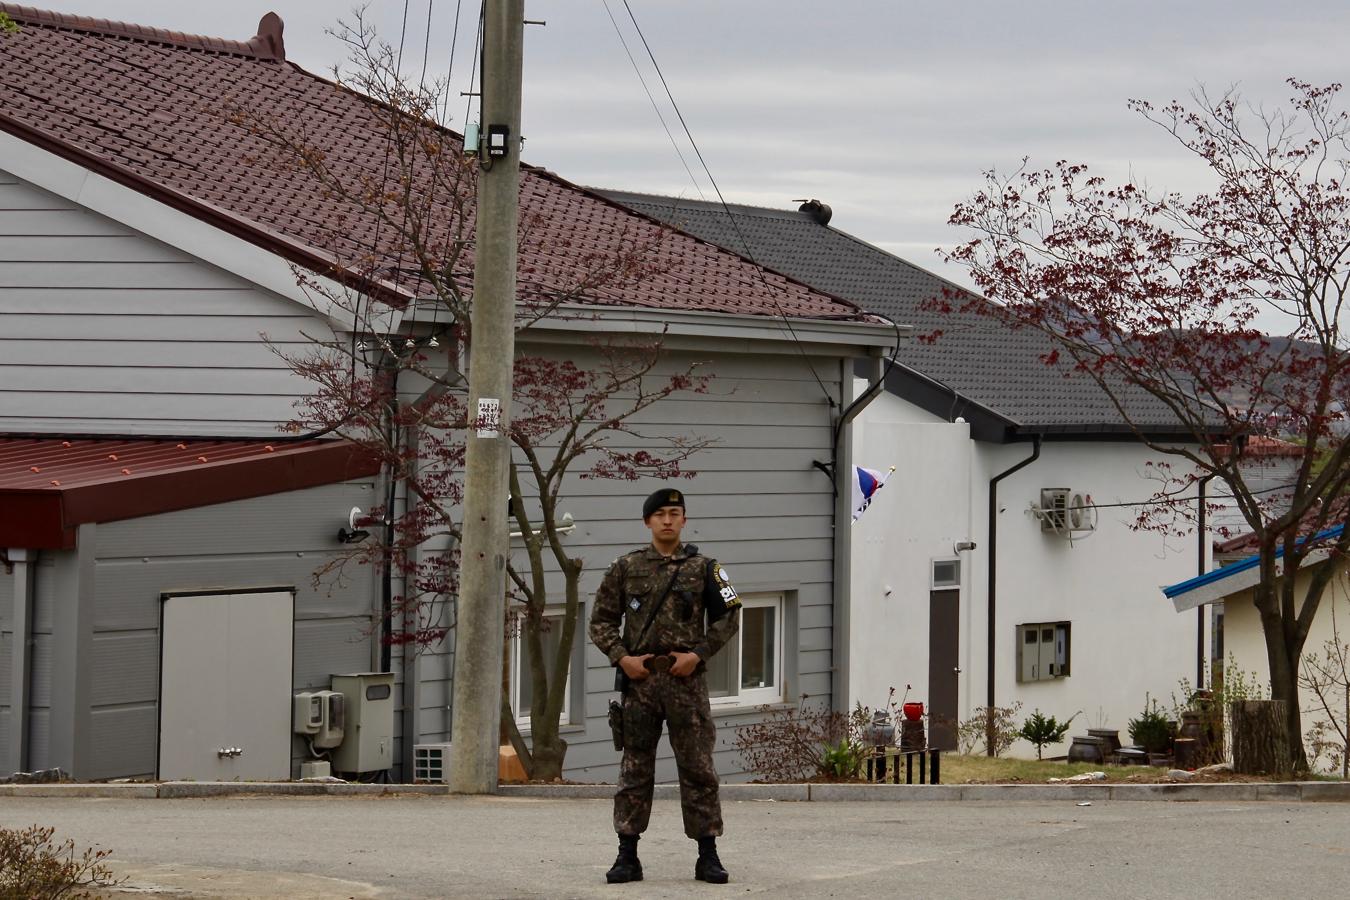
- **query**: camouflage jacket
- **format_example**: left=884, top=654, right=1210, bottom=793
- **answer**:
left=589, top=543, right=740, bottom=665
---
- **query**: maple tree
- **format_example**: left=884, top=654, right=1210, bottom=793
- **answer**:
left=946, top=79, right=1350, bottom=770
left=233, top=14, right=712, bottom=779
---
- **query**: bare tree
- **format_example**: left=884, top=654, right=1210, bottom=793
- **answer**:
left=1300, top=571, right=1350, bottom=777
left=230, top=13, right=713, bottom=779
left=946, top=79, right=1350, bottom=770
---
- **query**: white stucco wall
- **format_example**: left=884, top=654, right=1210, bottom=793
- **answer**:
left=1220, top=563, right=1350, bottom=773
left=851, top=389, right=1205, bottom=758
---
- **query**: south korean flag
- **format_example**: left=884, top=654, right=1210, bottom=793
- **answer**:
left=851, top=465, right=893, bottom=522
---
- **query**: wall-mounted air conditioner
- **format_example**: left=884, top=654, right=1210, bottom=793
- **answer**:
left=1033, top=488, right=1097, bottom=539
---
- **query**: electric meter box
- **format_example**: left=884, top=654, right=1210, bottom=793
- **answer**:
left=329, top=672, right=395, bottom=774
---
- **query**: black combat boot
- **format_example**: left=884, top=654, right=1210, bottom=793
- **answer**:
left=694, top=835, right=729, bottom=884
left=605, top=833, right=643, bottom=884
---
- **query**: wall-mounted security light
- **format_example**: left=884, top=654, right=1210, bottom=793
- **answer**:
left=953, top=540, right=977, bottom=552
left=485, top=124, right=511, bottom=158
left=338, top=506, right=381, bottom=544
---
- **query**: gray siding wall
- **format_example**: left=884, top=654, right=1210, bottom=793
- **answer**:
left=0, top=168, right=335, bottom=437
left=496, top=343, right=842, bottom=783
left=21, top=481, right=378, bottom=780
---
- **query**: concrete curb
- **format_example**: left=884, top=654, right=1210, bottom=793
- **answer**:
left=1, top=780, right=1346, bottom=801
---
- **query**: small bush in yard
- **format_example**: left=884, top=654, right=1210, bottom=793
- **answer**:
left=955, top=702, right=1024, bottom=756
left=1017, top=709, right=1078, bottom=760
left=0, top=824, right=124, bottom=899
left=735, top=696, right=882, bottom=781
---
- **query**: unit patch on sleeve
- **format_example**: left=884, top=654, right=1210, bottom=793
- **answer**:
left=714, top=564, right=740, bottom=607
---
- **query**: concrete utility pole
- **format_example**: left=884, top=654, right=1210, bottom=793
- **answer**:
left=448, top=0, right=525, bottom=795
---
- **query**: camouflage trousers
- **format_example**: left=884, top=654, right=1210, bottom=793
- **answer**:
left=614, top=669, right=722, bottom=839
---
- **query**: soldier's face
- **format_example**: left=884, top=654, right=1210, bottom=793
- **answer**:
left=644, top=505, right=686, bottom=543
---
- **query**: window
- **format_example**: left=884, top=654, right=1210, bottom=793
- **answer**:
left=706, top=593, right=784, bottom=706
left=1016, top=621, right=1071, bottom=682
left=511, top=612, right=571, bottom=729
left=931, top=559, right=961, bottom=589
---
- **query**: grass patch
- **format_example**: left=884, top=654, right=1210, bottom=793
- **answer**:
left=940, top=755, right=1117, bottom=784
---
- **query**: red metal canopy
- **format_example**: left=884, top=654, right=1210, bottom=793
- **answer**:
left=0, top=437, right=381, bottom=550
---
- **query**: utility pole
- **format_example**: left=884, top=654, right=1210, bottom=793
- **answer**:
left=448, top=0, right=525, bottom=795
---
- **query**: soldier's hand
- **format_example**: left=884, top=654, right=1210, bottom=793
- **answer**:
left=620, top=654, right=653, bottom=681
left=668, top=650, right=700, bottom=677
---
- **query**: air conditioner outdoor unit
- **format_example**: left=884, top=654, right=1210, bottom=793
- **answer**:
left=414, top=742, right=452, bottom=784
left=1036, top=488, right=1096, bottom=536
left=1039, top=488, right=1070, bottom=533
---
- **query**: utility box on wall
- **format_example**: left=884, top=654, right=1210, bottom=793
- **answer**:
left=329, top=672, right=395, bottom=774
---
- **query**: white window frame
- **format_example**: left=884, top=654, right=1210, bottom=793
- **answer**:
left=931, top=558, right=961, bottom=589
left=510, top=610, right=571, bottom=730
left=708, top=592, right=785, bottom=708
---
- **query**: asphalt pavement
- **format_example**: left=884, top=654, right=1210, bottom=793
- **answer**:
left=2, top=794, right=1347, bottom=898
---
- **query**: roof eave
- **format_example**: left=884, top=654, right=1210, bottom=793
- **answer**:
left=408, top=303, right=900, bottom=353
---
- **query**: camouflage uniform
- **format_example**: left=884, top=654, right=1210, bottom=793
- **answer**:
left=589, top=542, right=741, bottom=839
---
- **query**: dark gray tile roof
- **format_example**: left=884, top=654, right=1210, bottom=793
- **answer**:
left=597, top=190, right=1192, bottom=437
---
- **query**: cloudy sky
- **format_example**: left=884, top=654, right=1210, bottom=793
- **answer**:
left=57, top=1, right=1350, bottom=289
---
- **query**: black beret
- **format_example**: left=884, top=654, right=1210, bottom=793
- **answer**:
left=642, top=487, right=687, bottom=519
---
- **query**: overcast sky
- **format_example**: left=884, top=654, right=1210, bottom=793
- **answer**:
left=58, top=1, right=1350, bottom=290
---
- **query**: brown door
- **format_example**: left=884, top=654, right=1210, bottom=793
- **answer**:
left=927, top=588, right=960, bottom=751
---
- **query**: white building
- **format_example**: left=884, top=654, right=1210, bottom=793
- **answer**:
left=602, top=191, right=1210, bottom=757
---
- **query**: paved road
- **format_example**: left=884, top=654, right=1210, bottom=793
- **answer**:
left=2, top=794, right=1347, bottom=898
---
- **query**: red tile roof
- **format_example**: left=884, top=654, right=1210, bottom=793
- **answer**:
left=0, top=437, right=380, bottom=548
left=0, top=5, right=862, bottom=321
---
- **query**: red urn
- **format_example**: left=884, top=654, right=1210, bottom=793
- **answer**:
left=902, top=701, right=925, bottom=721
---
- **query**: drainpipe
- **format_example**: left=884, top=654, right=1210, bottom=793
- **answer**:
left=5, top=548, right=35, bottom=774
left=830, top=354, right=887, bottom=713
left=986, top=435, right=1041, bottom=754
left=1197, top=474, right=1214, bottom=687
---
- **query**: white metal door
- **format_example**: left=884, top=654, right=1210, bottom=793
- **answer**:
left=159, top=591, right=293, bottom=781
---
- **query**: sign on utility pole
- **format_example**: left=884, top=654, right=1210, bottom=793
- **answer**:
left=448, top=0, right=525, bottom=795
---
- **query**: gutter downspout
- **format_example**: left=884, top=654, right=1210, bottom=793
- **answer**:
left=986, top=435, right=1041, bottom=754
left=5, top=548, right=35, bottom=774
left=831, top=355, right=887, bottom=713
left=1197, top=474, right=1214, bottom=686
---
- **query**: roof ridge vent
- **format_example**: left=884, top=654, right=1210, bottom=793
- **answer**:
left=795, top=198, right=832, bottom=226
left=247, top=11, right=285, bottom=61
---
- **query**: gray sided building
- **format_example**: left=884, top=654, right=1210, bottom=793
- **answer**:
left=0, top=6, right=894, bottom=782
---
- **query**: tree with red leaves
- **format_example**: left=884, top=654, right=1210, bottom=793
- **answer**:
left=234, top=14, right=713, bottom=780
left=947, top=79, right=1350, bottom=770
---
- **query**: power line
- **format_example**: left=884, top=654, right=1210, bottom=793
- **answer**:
left=618, top=0, right=837, bottom=408
left=440, top=0, right=466, bottom=124
left=395, top=0, right=412, bottom=72
left=463, top=3, right=484, bottom=133
left=599, top=0, right=705, bottom=201
left=419, top=0, right=435, bottom=87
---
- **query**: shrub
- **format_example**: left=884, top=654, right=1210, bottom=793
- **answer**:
left=734, top=696, right=886, bottom=781
left=0, top=824, right=123, bottom=899
left=1017, top=709, right=1078, bottom=759
left=1128, top=697, right=1174, bottom=755
left=955, top=702, right=1023, bottom=756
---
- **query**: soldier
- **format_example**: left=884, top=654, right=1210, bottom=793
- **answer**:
left=589, top=487, right=741, bottom=885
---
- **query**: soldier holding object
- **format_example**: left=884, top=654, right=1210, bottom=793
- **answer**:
left=589, top=487, right=741, bottom=885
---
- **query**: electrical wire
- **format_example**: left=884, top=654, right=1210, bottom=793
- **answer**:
left=1057, top=480, right=1307, bottom=513
left=618, top=0, right=838, bottom=408
left=440, top=0, right=466, bottom=124
left=463, top=3, right=484, bottom=135
left=599, top=0, right=705, bottom=201
left=419, top=0, right=435, bottom=87
left=395, top=0, right=412, bottom=72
